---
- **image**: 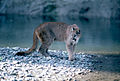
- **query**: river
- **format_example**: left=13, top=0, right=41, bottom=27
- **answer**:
left=0, top=14, right=120, bottom=54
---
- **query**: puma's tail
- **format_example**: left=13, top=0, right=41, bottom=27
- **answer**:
left=16, top=30, right=38, bottom=56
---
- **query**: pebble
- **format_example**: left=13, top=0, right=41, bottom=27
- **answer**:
left=0, top=47, right=94, bottom=81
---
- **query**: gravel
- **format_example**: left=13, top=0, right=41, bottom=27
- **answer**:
left=0, top=47, right=98, bottom=81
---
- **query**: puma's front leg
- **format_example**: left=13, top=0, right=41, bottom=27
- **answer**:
left=66, top=44, right=75, bottom=61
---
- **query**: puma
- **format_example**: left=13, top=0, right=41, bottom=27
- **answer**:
left=16, top=22, right=81, bottom=61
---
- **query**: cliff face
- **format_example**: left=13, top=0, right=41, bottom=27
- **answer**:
left=0, top=0, right=120, bottom=19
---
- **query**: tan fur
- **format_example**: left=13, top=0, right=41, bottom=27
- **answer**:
left=16, top=22, right=81, bottom=61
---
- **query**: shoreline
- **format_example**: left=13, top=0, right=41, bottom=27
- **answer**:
left=0, top=47, right=120, bottom=81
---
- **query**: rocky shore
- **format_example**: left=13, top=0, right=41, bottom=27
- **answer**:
left=0, top=47, right=120, bottom=81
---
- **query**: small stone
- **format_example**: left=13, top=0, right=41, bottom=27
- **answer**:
left=69, top=78, right=72, bottom=81
left=39, top=76, right=42, bottom=78
left=55, top=71, right=60, bottom=74
left=26, top=70, right=29, bottom=72
left=78, top=72, right=82, bottom=75
left=0, top=76, right=5, bottom=79
left=0, top=69, right=3, bottom=72
left=27, top=75, right=34, bottom=77
left=10, top=73, right=18, bottom=76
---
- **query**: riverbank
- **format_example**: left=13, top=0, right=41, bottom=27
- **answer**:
left=0, top=47, right=120, bottom=81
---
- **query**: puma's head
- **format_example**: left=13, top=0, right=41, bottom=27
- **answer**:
left=69, top=24, right=81, bottom=45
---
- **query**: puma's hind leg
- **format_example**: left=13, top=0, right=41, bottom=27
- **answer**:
left=37, top=31, right=54, bottom=56
left=38, top=38, right=54, bottom=56
left=38, top=43, right=49, bottom=56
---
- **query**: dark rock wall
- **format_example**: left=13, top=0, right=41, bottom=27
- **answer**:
left=0, top=0, right=120, bottom=19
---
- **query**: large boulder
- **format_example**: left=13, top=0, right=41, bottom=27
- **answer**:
left=0, top=0, right=120, bottom=19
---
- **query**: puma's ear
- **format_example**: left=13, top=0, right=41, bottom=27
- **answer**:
left=73, top=24, right=77, bottom=27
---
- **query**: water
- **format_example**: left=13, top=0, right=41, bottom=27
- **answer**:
left=0, top=14, right=120, bottom=54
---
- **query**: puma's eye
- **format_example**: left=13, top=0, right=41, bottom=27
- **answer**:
left=76, top=30, right=80, bottom=34
left=72, top=28, right=76, bottom=31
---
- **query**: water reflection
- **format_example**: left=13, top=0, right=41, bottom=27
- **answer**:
left=0, top=15, right=120, bottom=54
